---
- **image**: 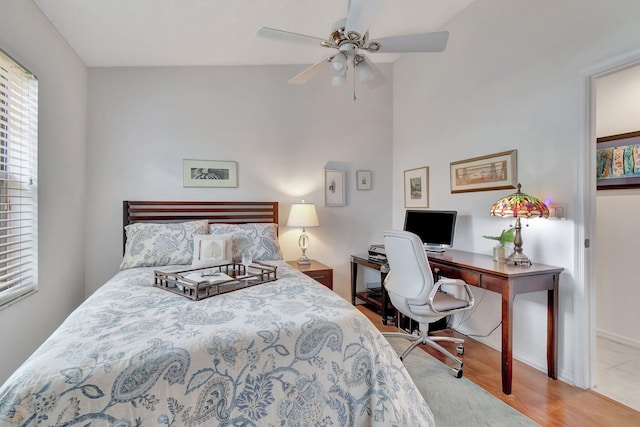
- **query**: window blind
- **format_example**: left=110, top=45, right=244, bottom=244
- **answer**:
left=0, top=49, right=38, bottom=309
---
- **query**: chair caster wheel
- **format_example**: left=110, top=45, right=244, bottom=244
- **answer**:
left=451, top=367, right=463, bottom=378
left=456, top=345, right=464, bottom=355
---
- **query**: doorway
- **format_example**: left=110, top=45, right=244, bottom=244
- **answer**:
left=582, top=57, right=640, bottom=411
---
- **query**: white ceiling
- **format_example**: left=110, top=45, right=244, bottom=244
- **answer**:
left=33, top=0, right=476, bottom=67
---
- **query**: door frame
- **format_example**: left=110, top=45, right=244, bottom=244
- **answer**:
left=576, top=49, right=640, bottom=389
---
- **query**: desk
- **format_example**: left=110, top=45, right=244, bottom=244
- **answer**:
left=350, top=255, right=392, bottom=323
left=350, top=249, right=564, bottom=395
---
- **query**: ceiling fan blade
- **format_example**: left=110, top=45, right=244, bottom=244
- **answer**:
left=370, top=31, right=450, bottom=53
left=355, top=56, right=387, bottom=89
left=288, top=57, right=331, bottom=85
left=256, top=26, right=327, bottom=45
left=345, top=0, right=384, bottom=37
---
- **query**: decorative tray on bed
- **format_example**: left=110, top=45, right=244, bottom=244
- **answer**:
left=154, top=261, right=278, bottom=301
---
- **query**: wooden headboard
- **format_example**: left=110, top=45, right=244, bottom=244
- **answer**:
left=122, top=201, right=279, bottom=252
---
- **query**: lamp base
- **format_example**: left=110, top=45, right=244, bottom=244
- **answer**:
left=297, top=230, right=311, bottom=265
left=505, top=251, right=532, bottom=266
left=505, top=216, right=532, bottom=266
left=297, top=256, right=311, bottom=265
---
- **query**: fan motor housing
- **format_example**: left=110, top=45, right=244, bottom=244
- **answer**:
left=329, top=18, right=368, bottom=48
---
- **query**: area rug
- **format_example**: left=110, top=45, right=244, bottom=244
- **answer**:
left=387, top=337, right=540, bottom=427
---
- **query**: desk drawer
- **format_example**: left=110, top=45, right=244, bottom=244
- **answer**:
left=432, top=264, right=480, bottom=287
left=478, top=274, right=504, bottom=293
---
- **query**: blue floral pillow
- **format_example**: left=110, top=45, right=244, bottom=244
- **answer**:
left=209, top=223, right=283, bottom=261
left=120, top=220, right=209, bottom=270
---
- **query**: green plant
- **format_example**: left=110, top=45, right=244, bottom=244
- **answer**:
left=483, top=227, right=515, bottom=247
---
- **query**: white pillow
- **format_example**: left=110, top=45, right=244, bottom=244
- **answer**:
left=191, top=233, right=233, bottom=268
left=209, top=223, right=283, bottom=261
left=120, top=220, right=209, bottom=270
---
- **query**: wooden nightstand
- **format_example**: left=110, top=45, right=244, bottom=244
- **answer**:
left=286, top=260, right=333, bottom=290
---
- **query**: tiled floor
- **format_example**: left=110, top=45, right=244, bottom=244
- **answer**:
left=593, top=336, right=640, bottom=412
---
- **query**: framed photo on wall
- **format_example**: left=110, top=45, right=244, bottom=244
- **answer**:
left=324, top=169, right=345, bottom=206
left=404, top=167, right=429, bottom=208
left=449, top=150, right=517, bottom=193
left=356, top=170, right=372, bottom=190
left=183, top=159, right=238, bottom=187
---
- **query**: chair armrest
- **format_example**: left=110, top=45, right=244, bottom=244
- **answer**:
left=427, top=277, right=475, bottom=313
left=429, top=277, right=466, bottom=299
left=437, top=277, right=468, bottom=287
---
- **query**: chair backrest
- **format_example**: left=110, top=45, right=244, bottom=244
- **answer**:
left=383, top=230, right=435, bottom=307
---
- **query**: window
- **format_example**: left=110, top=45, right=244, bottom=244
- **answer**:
left=0, top=49, right=38, bottom=309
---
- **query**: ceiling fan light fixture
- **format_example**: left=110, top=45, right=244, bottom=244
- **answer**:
left=331, top=52, right=348, bottom=74
left=258, top=0, right=449, bottom=95
left=332, top=74, right=347, bottom=87
left=355, top=59, right=376, bottom=83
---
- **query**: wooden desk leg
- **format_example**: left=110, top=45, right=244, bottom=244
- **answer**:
left=501, top=284, right=515, bottom=395
left=350, top=261, right=357, bottom=306
left=380, top=270, right=389, bottom=325
left=547, top=274, right=559, bottom=379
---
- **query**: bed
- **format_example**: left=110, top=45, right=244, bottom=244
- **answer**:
left=0, top=201, right=434, bottom=426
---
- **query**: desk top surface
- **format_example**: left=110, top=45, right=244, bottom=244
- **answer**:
left=352, top=249, right=564, bottom=278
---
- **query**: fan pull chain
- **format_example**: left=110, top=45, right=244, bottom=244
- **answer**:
left=353, top=68, right=357, bottom=101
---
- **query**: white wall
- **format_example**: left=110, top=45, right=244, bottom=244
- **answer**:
left=595, top=64, right=640, bottom=346
left=85, top=65, right=393, bottom=300
left=393, top=0, right=640, bottom=384
left=0, top=2, right=87, bottom=383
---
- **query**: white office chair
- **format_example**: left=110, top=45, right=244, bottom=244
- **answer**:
left=382, top=230, right=475, bottom=378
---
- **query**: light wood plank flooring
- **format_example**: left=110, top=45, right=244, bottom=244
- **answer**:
left=358, top=305, right=640, bottom=427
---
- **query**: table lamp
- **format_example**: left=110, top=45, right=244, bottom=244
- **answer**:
left=489, top=183, right=549, bottom=266
left=287, top=202, right=319, bottom=265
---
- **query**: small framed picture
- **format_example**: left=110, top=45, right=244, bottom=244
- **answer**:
left=183, top=159, right=238, bottom=188
left=324, top=169, right=345, bottom=206
left=356, top=170, right=372, bottom=190
left=404, top=167, right=429, bottom=208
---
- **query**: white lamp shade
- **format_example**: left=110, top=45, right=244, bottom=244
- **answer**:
left=356, top=59, right=376, bottom=83
left=331, top=74, right=347, bottom=87
left=287, top=203, right=319, bottom=228
left=331, top=52, right=347, bottom=74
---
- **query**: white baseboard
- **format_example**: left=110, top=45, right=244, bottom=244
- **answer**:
left=596, top=329, right=640, bottom=350
left=454, top=325, right=575, bottom=386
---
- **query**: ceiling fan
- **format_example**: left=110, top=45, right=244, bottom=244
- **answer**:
left=256, top=0, right=449, bottom=92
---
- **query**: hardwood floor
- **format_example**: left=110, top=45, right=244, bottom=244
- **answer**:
left=357, top=305, right=640, bottom=427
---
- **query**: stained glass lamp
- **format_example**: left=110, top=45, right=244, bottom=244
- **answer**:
left=489, top=183, right=549, bottom=266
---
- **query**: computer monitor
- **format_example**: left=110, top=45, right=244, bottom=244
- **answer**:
left=403, top=210, right=458, bottom=252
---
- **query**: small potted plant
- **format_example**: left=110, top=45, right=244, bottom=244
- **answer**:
left=483, top=227, right=515, bottom=262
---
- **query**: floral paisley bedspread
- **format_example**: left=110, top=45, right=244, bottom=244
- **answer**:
left=0, top=262, right=434, bottom=427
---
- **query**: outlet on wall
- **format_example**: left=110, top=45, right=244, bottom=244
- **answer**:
left=547, top=204, right=566, bottom=219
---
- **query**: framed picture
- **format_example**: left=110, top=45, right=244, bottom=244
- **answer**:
left=404, top=167, right=429, bottom=208
left=183, top=159, right=238, bottom=187
left=356, top=170, right=372, bottom=190
left=324, top=169, right=345, bottom=206
left=596, top=131, right=640, bottom=190
left=450, top=150, right=517, bottom=193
